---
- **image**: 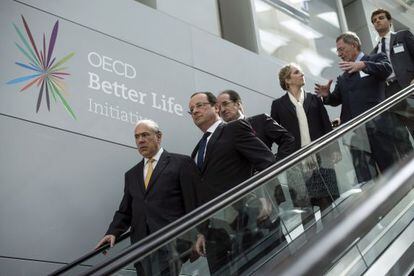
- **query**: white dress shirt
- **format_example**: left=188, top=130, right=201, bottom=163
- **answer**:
left=195, top=119, right=222, bottom=161
left=376, top=31, right=396, bottom=80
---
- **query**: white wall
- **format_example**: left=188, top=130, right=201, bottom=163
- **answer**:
left=0, top=1, right=286, bottom=274
left=1, top=0, right=396, bottom=274
left=157, top=0, right=221, bottom=36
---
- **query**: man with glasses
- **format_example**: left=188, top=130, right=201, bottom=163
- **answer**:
left=216, top=89, right=294, bottom=272
left=217, top=89, right=295, bottom=160
left=188, top=92, right=275, bottom=275
left=315, top=31, right=397, bottom=179
left=95, top=119, right=199, bottom=276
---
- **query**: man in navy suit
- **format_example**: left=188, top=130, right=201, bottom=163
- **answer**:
left=370, top=8, right=414, bottom=156
left=370, top=8, right=414, bottom=97
left=315, top=31, right=397, bottom=176
left=95, top=119, right=199, bottom=276
left=188, top=91, right=275, bottom=275
left=189, top=92, right=275, bottom=205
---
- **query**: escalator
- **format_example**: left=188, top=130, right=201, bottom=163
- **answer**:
left=50, top=85, right=414, bottom=276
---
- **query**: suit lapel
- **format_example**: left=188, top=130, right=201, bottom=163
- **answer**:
left=201, top=123, right=224, bottom=172
left=191, top=141, right=200, bottom=159
left=146, top=151, right=169, bottom=193
left=390, top=33, right=396, bottom=53
left=373, top=43, right=379, bottom=54
left=282, top=93, right=296, bottom=117
left=136, top=160, right=146, bottom=195
left=246, top=116, right=258, bottom=135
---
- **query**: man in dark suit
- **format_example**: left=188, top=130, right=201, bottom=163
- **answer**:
left=370, top=8, right=414, bottom=97
left=315, top=31, right=397, bottom=175
left=370, top=8, right=414, bottom=156
left=189, top=92, right=275, bottom=204
left=216, top=89, right=294, bottom=273
left=188, top=92, right=275, bottom=275
left=217, top=89, right=295, bottom=161
left=95, top=119, right=199, bottom=276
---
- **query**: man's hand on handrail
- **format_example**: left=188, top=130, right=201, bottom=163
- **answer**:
left=94, top=234, right=116, bottom=254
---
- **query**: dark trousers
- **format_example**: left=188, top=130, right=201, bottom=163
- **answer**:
left=365, top=115, right=399, bottom=173
left=230, top=202, right=287, bottom=274
left=135, top=248, right=174, bottom=276
left=203, top=204, right=287, bottom=275
left=134, top=226, right=184, bottom=276
left=350, top=147, right=378, bottom=183
left=134, top=242, right=187, bottom=276
left=203, top=223, right=232, bottom=276
left=385, top=81, right=414, bottom=157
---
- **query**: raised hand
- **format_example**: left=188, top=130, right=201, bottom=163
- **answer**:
left=315, top=80, right=333, bottom=98
left=338, top=61, right=366, bottom=73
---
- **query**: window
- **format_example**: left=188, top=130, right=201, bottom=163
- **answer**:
left=254, top=0, right=342, bottom=79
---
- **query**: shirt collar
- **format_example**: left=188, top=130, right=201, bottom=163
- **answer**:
left=355, top=52, right=365, bottom=62
left=144, top=147, right=163, bottom=164
left=206, top=119, right=222, bottom=134
left=377, top=31, right=393, bottom=41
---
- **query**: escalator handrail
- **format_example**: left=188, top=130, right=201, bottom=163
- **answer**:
left=274, top=152, right=414, bottom=276
left=48, top=231, right=130, bottom=276
left=78, top=85, right=414, bottom=275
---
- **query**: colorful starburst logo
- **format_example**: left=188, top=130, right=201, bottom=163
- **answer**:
left=7, top=15, right=76, bottom=119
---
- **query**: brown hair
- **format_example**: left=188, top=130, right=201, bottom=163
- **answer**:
left=371, top=8, right=392, bottom=23
left=190, top=91, right=217, bottom=105
left=219, top=89, right=242, bottom=103
left=218, top=89, right=245, bottom=114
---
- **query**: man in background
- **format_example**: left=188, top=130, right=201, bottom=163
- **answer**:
left=216, top=89, right=295, bottom=273
left=371, top=8, right=414, bottom=97
left=217, top=89, right=295, bottom=161
left=188, top=91, right=275, bottom=275
left=370, top=8, right=414, bottom=156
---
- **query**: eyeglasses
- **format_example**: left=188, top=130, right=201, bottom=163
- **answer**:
left=219, top=100, right=236, bottom=108
left=188, top=102, right=211, bottom=115
left=336, top=47, right=345, bottom=53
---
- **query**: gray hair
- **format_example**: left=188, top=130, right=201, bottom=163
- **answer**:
left=336, top=31, right=361, bottom=51
left=135, top=119, right=161, bottom=133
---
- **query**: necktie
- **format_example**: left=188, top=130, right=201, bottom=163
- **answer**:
left=197, top=132, right=211, bottom=170
left=381, top=37, right=386, bottom=53
left=144, top=158, right=155, bottom=189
